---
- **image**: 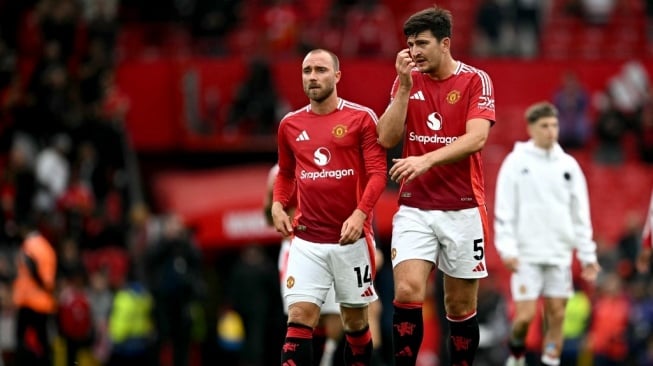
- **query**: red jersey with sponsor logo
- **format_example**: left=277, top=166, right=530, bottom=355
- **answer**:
left=274, top=98, right=387, bottom=243
left=390, top=61, right=495, bottom=210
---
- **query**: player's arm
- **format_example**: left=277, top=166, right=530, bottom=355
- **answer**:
left=377, top=49, right=414, bottom=149
left=272, top=124, right=295, bottom=236
left=570, top=162, right=600, bottom=282
left=340, top=115, right=388, bottom=245
left=389, top=118, right=490, bottom=183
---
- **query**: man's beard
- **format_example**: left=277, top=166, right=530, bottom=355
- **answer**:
left=306, top=85, right=334, bottom=103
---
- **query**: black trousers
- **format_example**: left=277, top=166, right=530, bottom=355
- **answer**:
left=15, top=307, right=51, bottom=366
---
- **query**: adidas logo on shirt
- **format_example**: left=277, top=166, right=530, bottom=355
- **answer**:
left=296, top=130, right=310, bottom=141
left=409, top=91, right=425, bottom=101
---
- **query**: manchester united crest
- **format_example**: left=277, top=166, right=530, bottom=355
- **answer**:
left=332, top=124, right=347, bottom=138
left=446, top=90, right=461, bottom=104
left=286, top=276, right=295, bottom=289
left=391, top=248, right=397, bottom=261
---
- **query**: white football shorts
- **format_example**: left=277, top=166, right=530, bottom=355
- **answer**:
left=510, top=262, right=573, bottom=301
left=278, top=238, right=339, bottom=314
left=283, top=235, right=378, bottom=309
left=390, top=205, right=489, bottom=279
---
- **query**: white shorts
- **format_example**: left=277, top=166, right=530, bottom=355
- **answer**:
left=283, top=235, right=378, bottom=309
left=510, top=262, right=573, bottom=301
left=390, top=205, right=489, bottom=279
left=278, top=238, right=339, bottom=314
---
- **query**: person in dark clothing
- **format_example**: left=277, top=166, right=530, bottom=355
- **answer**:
left=145, top=214, right=203, bottom=366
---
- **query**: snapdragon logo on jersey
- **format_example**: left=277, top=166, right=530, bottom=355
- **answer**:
left=299, top=147, right=355, bottom=180
left=408, top=112, right=459, bottom=145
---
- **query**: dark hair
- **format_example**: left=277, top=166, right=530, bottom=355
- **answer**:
left=307, top=49, right=340, bottom=71
left=525, top=101, right=558, bottom=124
left=403, top=6, right=453, bottom=41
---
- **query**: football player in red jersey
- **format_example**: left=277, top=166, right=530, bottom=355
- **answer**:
left=271, top=49, right=387, bottom=366
left=376, top=6, right=496, bottom=366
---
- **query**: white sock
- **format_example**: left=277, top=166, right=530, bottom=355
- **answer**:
left=319, top=338, right=338, bottom=366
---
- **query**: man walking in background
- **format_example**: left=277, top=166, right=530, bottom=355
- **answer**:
left=494, top=101, right=600, bottom=366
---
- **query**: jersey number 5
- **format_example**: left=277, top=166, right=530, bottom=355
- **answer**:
left=473, top=238, right=484, bottom=260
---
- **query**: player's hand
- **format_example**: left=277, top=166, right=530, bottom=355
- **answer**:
left=502, top=257, right=519, bottom=272
left=340, top=209, right=366, bottom=245
left=581, top=262, right=601, bottom=283
left=395, top=49, right=414, bottom=90
left=271, top=202, right=293, bottom=237
left=389, top=156, right=430, bottom=184
left=636, top=248, right=651, bottom=273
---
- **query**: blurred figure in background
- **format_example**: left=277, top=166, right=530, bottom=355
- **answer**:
left=225, top=244, right=285, bottom=366
left=145, top=214, right=203, bottom=366
left=587, top=273, right=629, bottom=366
left=225, top=58, right=287, bottom=136
left=553, top=71, right=591, bottom=149
left=494, top=102, right=600, bottom=366
left=12, top=224, right=57, bottom=366
left=637, top=187, right=653, bottom=274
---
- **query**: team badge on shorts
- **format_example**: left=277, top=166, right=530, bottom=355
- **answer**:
left=519, top=284, right=527, bottom=295
left=391, top=248, right=397, bottom=261
left=286, top=276, right=295, bottom=289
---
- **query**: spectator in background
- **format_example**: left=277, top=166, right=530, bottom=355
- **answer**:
left=587, top=272, right=629, bottom=366
left=473, top=0, right=506, bottom=57
left=341, top=0, right=398, bottom=59
left=553, top=71, right=591, bottom=149
left=260, top=0, right=300, bottom=56
left=34, top=133, right=71, bottom=215
left=226, top=245, right=285, bottom=366
left=581, top=0, right=616, bottom=25
left=593, top=92, right=627, bottom=165
left=637, top=188, right=653, bottom=274
left=560, top=282, right=592, bottom=366
left=636, top=87, right=653, bottom=164
left=145, top=214, right=203, bottom=366
left=225, top=58, right=286, bottom=136
left=494, top=102, right=600, bottom=366
left=510, top=0, right=543, bottom=57
left=12, top=225, right=57, bottom=366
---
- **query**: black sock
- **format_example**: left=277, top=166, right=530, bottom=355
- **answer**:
left=448, top=313, right=480, bottom=366
left=508, top=338, right=526, bottom=358
left=312, top=325, right=327, bottom=363
left=281, top=322, right=313, bottom=366
left=392, top=302, right=423, bottom=366
left=344, top=326, right=372, bottom=366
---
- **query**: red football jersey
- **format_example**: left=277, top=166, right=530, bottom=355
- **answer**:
left=390, top=61, right=496, bottom=210
left=274, top=98, right=387, bottom=243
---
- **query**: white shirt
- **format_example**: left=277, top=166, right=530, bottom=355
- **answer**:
left=494, top=140, right=597, bottom=266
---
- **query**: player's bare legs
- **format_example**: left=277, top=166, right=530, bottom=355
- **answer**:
left=282, top=302, right=321, bottom=365
left=507, top=299, right=538, bottom=364
left=392, top=259, right=432, bottom=366
left=442, top=274, right=480, bottom=365
left=541, top=297, right=567, bottom=365
left=341, top=305, right=373, bottom=365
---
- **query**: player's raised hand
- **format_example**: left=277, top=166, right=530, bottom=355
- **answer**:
left=395, top=49, right=414, bottom=90
left=271, top=202, right=293, bottom=237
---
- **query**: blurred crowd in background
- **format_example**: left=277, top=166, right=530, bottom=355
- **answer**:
left=0, top=0, right=652, bottom=366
